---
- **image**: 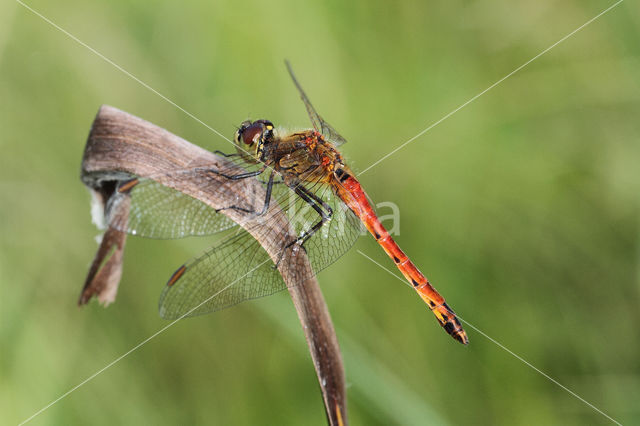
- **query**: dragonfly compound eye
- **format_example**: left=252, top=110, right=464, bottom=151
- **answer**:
left=240, top=121, right=265, bottom=146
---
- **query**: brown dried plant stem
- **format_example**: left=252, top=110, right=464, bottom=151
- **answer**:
left=79, top=105, right=347, bottom=425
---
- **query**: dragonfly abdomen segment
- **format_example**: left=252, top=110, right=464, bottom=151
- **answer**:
left=335, top=175, right=469, bottom=345
left=377, top=233, right=467, bottom=343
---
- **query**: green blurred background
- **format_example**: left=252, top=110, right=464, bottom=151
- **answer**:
left=1, top=0, right=639, bottom=424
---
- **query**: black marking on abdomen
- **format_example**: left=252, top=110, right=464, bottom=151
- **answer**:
left=443, top=322, right=455, bottom=334
left=335, top=168, right=350, bottom=183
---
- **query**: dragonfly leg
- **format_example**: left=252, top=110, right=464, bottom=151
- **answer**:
left=294, top=185, right=334, bottom=243
left=274, top=185, right=333, bottom=268
left=205, top=167, right=265, bottom=181
left=212, top=150, right=239, bottom=158
left=215, top=169, right=275, bottom=216
left=258, top=170, right=276, bottom=215
left=258, top=174, right=285, bottom=185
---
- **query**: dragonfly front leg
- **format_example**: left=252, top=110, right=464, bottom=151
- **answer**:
left=212, top=150, right=239, bottom=158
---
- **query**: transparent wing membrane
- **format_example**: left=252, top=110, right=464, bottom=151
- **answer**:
left=285, top=61, right=348, bottom=147
left=105, top=161, right=362, bottom=319
left=158, top=231, right=285, bottom=319
left=106, top=178, right=237, bottom=239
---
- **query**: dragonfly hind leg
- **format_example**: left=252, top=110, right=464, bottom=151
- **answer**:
left=274, top=185, right=333, bottom=268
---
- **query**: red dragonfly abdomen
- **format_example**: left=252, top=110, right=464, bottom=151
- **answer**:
left=335, top=174, right=469, bottom=345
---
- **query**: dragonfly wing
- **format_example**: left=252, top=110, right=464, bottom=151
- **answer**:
left=285, top=61, right=348, bottom=147
left=158, top=174, right=362, bottom=319
left=104, top=159, right=265, bottom=239
left=158, top=230, right=290, bottom=319
left=106, top=178, right=237, bottom=239
left=319, top=120, right=348, bottom=147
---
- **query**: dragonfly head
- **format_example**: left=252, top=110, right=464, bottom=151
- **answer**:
left=234, top=119, right=275, bottom=162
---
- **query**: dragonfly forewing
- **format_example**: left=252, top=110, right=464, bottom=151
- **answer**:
left=106, top=178, right=237, bottom=239
left=285, top=61, right=348, bottom=147
left=104, top=159, right=268, bottom=239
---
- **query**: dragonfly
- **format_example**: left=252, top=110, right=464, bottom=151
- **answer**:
left=102, top=62, right=468, bottom=345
